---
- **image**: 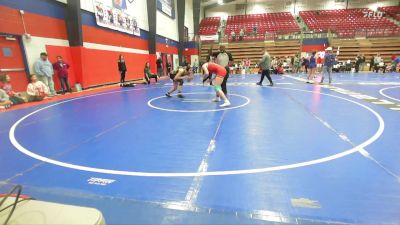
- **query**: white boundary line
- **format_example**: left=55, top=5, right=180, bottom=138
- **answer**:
left=379, top=86, right=400, bottom=102
left=147, top=93, right=251, bottom=113
left=9, top=87, right=385, bottom=177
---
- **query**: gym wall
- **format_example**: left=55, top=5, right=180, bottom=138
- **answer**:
left=0, top=0, right=198, bottom=90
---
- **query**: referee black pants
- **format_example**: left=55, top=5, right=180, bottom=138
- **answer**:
left=259, top=69, right=273, bottom=85
left=222, top=67, right=230, bottom=95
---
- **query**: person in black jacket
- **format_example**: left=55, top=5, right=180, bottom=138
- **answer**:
left=166, top=61, right=172, bottom=76
left=369, top=56, right=374, bottom=71
left=355, top=55, right=362, bottom=73
left=156, top=57, right=164, bottom=77
left=118, top=55, right=127, bottom=87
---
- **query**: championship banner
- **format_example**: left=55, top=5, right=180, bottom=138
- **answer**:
left=93, top=0, right=140, bottom=36
left=157, top=0, right=175, bottom=19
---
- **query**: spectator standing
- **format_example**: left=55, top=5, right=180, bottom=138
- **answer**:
left=156, top=56, right=164, bottom=77
left=316, top=55, right=323, bottom=73
left=244, top=58, right=251, bottom=74
left=117, top=55, right=127, bottom=87
left=374, top=54, right=382, bottom=73
left=306, top=52, right=317, bottom=83
left=355, top=55, right=362, bottom=73
left=361, top=54, right=366, bottom=70
left=293, top=54, right=301, bottom=73
left=257, top=50, right=273, bottom=86
left=320, top=47, right=336, bottom=84
left=239, top=28, right=245, bottom=41
left=252, top=26, right=257, bottom=36
left=192, top=59, right=199, bottom=73
left=166, top=60, right=172, bottom=76
left=53, top=56, right=72, bottom=93
left=34, top=52, right=56, bottom=96
left=369, top=56, right=375, bottom=71
left=230, top=31, right=236, bottom=41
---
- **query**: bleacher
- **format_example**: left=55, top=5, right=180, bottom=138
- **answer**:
left=198, top=17, right=221, bottom=35
left=200, top=40, right=301, bottom=67
left=199, top=8, right=399, bottom=67
left=300, top=8, right=399, bottom=37
left=378, top=6, right=400, bottom=21
left=224, top=13, right=300, bottom=41
left=331, top=37, right=400, bottom=63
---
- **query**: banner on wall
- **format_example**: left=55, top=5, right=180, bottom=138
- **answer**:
left=93, top=0, right=140, bottom=36
left=157, top=0, right=175, bottom=19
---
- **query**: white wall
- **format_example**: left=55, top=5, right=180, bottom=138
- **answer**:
left=80, top=0, right=93, bottom=12
left=185, top=0, right=194, bottom=40
left=22, top=36, right=69, bottom=73
left=156, top=0, right=179, bottom=41
left=354, top=0, right=399, bottom=11
left=205, top=4, right=236, bottom=19
left=200, top=6, right=204, bottom=21
left=173, top=54, right=179, bottom=70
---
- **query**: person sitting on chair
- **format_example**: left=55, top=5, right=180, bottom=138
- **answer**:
left=144, top=62, right=158, bottom=85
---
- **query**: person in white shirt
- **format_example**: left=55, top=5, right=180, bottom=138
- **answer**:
left=374, top=54, right=382, bottom=73
left=239, top=28, right=245, bottom=41
left=27, top=74, right=50, bottom=102
left=230, top=31, right=236, bottom=41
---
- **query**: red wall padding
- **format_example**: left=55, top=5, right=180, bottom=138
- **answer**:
left=302, top=45, right=327, bottom=52
left=81, top=48, right=149, bottom=87
left=156, top=43, right=178, bottom=54
left=148, top=54, right=157, bottom=73
left=0, top=37, right=28, bottom=92
left=46, top=45, right=77, bottom=91
left=83, top=25, right=148, bottom=51
left=0, top=6, right=67, bottom=39
left=46, top=45, right=150, bottom=88
left=184, top=48, right=199, bottom=56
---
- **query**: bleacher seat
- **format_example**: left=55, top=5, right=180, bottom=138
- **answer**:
left=378, top=6, right=400, bottom=21
left=300, top=8, right=399, bottom=38
left=224, top=12, right=300, bottom=41
left=198, top=17, right=221, bottom=35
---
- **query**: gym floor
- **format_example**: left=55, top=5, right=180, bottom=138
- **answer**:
left=1, top=72, right=399, bottom=225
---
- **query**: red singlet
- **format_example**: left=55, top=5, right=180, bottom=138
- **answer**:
left=207, top=63, right=227, bottom=78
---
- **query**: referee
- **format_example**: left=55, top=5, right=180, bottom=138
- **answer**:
left=212, top=45, right=233, bottom=95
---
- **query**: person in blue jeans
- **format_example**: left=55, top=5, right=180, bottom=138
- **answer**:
left=320, top=47, right=336, bottom=84
left=306, top=52, right=317, bottom=83
left=34, top=52, right=56, bottom=96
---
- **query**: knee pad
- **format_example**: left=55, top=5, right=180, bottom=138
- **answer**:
left=214, top=85, right=222, bottom=92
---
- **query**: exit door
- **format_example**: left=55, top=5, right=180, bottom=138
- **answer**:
left=0, top=35, right=28, bottom=92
